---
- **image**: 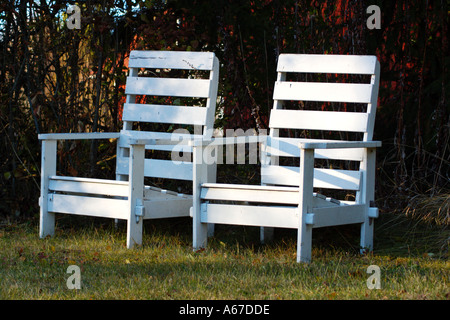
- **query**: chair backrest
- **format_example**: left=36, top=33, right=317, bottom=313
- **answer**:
left=261, top=54, right=380, bottom=196
left=116, top=50, right=219, bottom=181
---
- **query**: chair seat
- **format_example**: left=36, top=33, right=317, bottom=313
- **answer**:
left=46, top=175, right=192, bottom=220
left=49, top=175, right=192, bottom=199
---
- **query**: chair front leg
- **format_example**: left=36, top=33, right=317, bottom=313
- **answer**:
left=127, top=143, right=145, bottom=249
left=192, top=144, right=209, bottom=250
left=297, top=148, right=315, bottom=263
left=40, top=139, right=57, bottom=238
left=360, top=147, right=377, bottom=253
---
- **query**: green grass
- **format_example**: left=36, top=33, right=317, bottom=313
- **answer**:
left=0, top=214, right=448, bottom=300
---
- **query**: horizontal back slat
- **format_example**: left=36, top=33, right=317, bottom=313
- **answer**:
left=122, top=103, right=207, bottom=125
left=277, top=54, right=378, bottom=74
left=125, top=77, right=211, bottom=98
left=118, top=140, right=192, bottom=153
left=273, top=82, right=373, bottom=103
left=120, top=130, right=203, bottom=141
left=264, top=137, right=364, bottom=161
left=269, top=109, right=368, bottom=132
left=119, top=130, right=198, bottom=152
left=128, top=50, right=216, bottom=70
left=261, top=165, right=361, bottom=190
left=117, top=157, right=193, bottom=181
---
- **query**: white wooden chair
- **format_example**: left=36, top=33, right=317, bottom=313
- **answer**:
left=192, top=54, right=381, bottom=262
left=39, top=50, right=219, bottom=248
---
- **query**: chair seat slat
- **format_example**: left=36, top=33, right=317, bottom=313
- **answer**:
left=116, top=158, right=193, bottom=181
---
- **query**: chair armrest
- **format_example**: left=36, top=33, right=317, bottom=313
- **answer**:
left=190, top=135, right=268, bottom=147
left=38, top=132, right=120, bottom=140
left=298, top=140, right=381, bottom=150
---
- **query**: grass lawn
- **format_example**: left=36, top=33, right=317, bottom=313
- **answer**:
left=0, top=213, right=448, bottom=300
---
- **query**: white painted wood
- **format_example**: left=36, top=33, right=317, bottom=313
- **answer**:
left=48, top=176, right=193, bottom=199
left=359, top=147, right=377, bottom=252
left=48, top=194, right=128, bottom=219
left=201, top=183, right=296, bottom=191
left=49, top=176, right=129, bottom=197
left=116, top=66, right=138, bottom=182
left=136, top=143, right=193, bottom=153
left=261, top=165, right=361, bottom=190
left=38, top=50, right=219, bottom=248
left=277, top=54, right=378, bottom=74
left=193, top=144, right=209, bottom=249
left=204, top=56, right=220, bottom=139
left=127, top=144, right=145, bottom=248
left=144, top=186, right=192, bottom=199
left=39, top=140, right=56, bottom=238
left=368, top=207, right=379, bottom=218
left=260, top=71, right=286, bottom=243
left=192, top=54, right=381, bottom=262
left=143, top=198, right=192, bottom=219
left=263, top=137, right=365, bottom=161
left=269, top=109, right=369, bottom=132
left=201, top=184, right=299, bottom=204
left=298, top=140, right=381, bottom=149
left=116, top=157, right=193, bottom=181
left=122, top=103, right=207, bottom=125
left=38, top=132, right=120, bottom=140
left=125, top=77, right=211, bottom=98
left=313, top=167, right=360, bottom=190
left=273, top=82, right=373, bottom=103
left=297, top=148, right=314, bottom=263
left=189, top=135, right=266, bottom=147
left=201, top=184, right=341, bottom=208
left=201, top=203, right=299, bottom=229
left=365, top=60, right=381, bottom=141
left=120, top=129, right=202, bottom=140
left=310, top=205, right=365, bottom=228
left=128, top=50, right=216, bottom=70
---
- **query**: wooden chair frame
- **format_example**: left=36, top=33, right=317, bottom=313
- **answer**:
left=39, top=50, right=219, bottom=248
left=192, top=54, right=381, bottom=262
